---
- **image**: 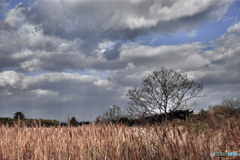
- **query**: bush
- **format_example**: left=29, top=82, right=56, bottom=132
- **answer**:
left=70, top=117, right=79, bottom=126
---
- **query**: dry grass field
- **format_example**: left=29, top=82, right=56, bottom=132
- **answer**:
left=0, top=117, right=240, bottom=160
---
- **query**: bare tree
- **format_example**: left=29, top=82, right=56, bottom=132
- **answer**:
left=222, top=97, right=240, bottom=110
left=103, top=105, right=122, bottom=122
left=126, top=67, right=203, bottom=122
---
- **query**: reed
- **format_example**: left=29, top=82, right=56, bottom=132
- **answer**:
left=0, top=117, right=239, bottom=160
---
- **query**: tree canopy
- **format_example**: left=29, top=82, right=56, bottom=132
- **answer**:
left=14, top=112, right=25, bottom=120
left=70, top=117, right=79, bottom=126
left=126, top=67, right=203, bottom=121
left=222, top=97, right=240, bottom=110
left=102, top=105, right=122, bottom=121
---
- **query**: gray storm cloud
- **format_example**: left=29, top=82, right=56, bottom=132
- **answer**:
left=0, top=0, right=233, bottom=71
left=0, top=0, right=239, bottom=121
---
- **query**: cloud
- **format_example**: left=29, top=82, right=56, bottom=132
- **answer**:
left=0, top=71, right=27, bottom=90
left=107, top=22, right=240, bottom=110
left=187, top=30, right=197, bottom=38
left=185, top=22, right=240, bottom=108
left=118, top=42, right=207, bottom=70
left=25, top=0, right=231, bottom=36
left=0, top=0, right=233, bottom=72
left=0, top=0, right=239, bottom=121
left=201, top=21, right=240, bottom=73
left=0, top=71, right=127, bottom=121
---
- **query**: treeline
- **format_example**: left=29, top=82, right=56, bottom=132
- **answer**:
left=0, top=112, right=92, bottom=127
left=97, top=97, right=240, bottom=127
left=0, top=117, right=93, bottom=127
left=1, top=97, right=239, bottom=127
left=1, top=106, right=240, bottom=127
left=97, top=109, right=193, bottom=126
left=0, top=117, right=59, bottom=127
left=95, top=105, right=240, bottom=131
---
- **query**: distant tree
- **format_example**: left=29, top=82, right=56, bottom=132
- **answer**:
left=14, top=112, right=25, bottom=120
left=79, top=121, right=90, bottom=126
left=211, top=105, right=232, bottom=118
left=126, top=67, right=203, bottom=122
left=95, top=115, right=103, bottom=123
left=70, top=117, right=79, bottom=126
left=60, top=122, right=68, bottom=126
left=103, top=105, right=122, bottom=122
left=222, top=97, right=240, bottom=110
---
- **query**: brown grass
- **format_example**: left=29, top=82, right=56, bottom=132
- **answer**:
left=0, top=118, right=240, bottom=160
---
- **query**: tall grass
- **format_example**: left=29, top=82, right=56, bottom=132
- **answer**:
left=0, top=118, right=239, bottom=160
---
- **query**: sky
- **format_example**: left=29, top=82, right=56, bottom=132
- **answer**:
left=0, top=0, right=240, bottom=122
